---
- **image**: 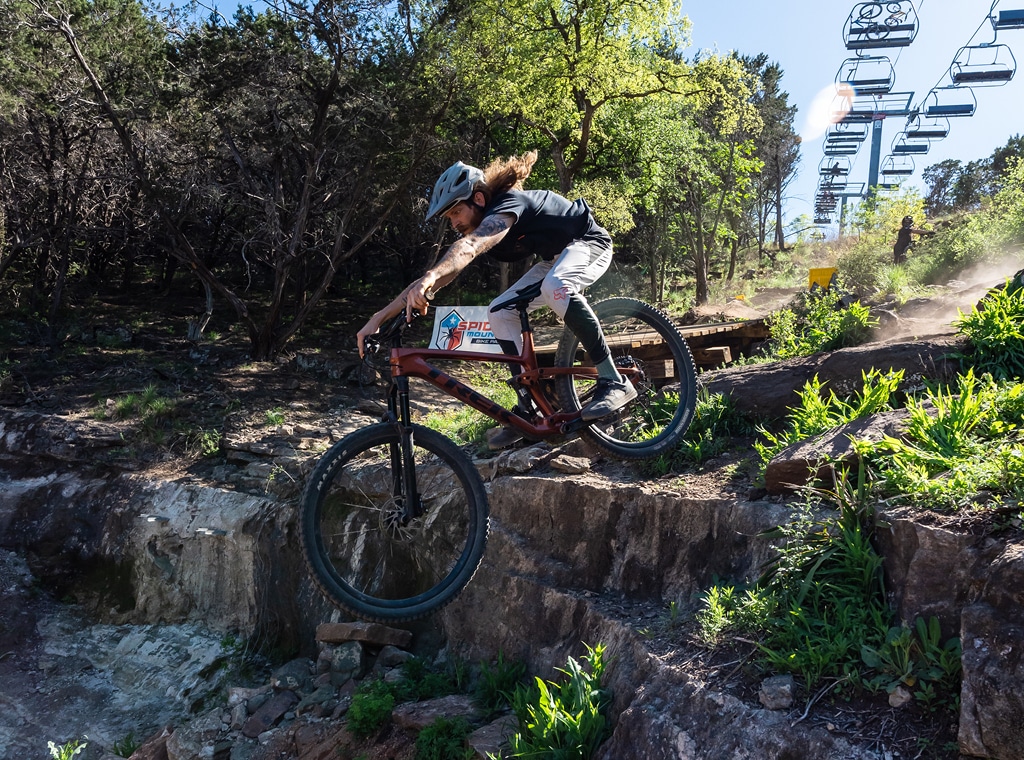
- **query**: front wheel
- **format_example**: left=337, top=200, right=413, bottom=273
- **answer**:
left=555, top=297, right=697, bottom=460
left=299, top=423, right=489, bottom=623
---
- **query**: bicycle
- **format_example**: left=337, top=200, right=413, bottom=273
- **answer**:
left=299, top=282, right=698, bottom=622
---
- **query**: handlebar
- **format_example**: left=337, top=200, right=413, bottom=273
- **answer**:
left=363, top=310, right=422, bottom=355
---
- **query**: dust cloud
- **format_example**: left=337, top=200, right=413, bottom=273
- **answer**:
left=881, top=254, right=1023, bottom=340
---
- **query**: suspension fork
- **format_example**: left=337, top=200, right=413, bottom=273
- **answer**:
left=387, top=374, right=421, bottom=523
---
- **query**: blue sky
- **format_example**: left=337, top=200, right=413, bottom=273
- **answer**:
left=682, top=0, right=1024, bottom=229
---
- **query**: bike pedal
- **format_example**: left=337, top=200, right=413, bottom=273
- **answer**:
left=561, top=418, right=589, bottom=434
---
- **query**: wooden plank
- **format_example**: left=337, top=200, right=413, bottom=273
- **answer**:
left=692, top=346, right=732, bottom=368
left=536, top=318, right=768, bottom=361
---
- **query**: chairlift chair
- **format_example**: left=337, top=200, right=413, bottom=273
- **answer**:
left=824, top=142, right=861, bottom=156
left=905, top=114, right=950, bottom=139
left=825, top=123, right=870, bottom=144
left=949, top=44, right=1016, bottom=85
left=881, top=154, right=916, bottom=176
left=844, top=1, right=919, bottom=50
left=837, top=56, right=896, bottom=94
left=924, top=86, right=977, bottom=117
left=990, top=1, right=1024, bottom=30
left=819, top=156, right=852, bottom=176
left=892, top=132, right=930, bottom=154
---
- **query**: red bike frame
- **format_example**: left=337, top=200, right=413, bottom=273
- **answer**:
left=388, top=324, right=620, bottom=439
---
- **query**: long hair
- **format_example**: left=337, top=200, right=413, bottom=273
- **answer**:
left=477, top=151, right=538, bottom=202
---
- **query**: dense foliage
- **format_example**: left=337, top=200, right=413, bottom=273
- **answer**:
left=0, top=0, right=799, bottom=357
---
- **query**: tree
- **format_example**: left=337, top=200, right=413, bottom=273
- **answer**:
left=0, top=0, right=165, bottom=342
left=450, top=0, right=692, bottom=193
left=741, top=55, right=799, bottom=259
left=922, top=158, right=961, bottom=216
left=670, top=56, right=762, bottom=305
left=21, top=0, right=447, bottom=358
left=923, top=135, right=1024, bottom=217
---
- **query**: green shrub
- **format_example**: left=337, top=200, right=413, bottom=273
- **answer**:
left=347, top=679, right=395, bottom=738
left=506, top=643, right=611, bottom=759
left=698, top=467, right=891, bottom=688
left=755, top=369, right=904, bottom=468
left=862, top=371, right=1024, bottom=510
left=474, top=651, right=528, bottom=715
left=112, top=732, right=141, bottom=758
left=415, top=716, right=474, bottom=760
left=696, top=468, right=963, bottom=707
left=641, top=389, right=753, bottom=474
left=48, top=738, right=87, bottom=760
left=860, top=616, right=961, bottom=710
left=765, top=288, right=876, bottom=360
left=395, top=656, right=463, bottom=702
left=955, top=283, right=1024, bottom=380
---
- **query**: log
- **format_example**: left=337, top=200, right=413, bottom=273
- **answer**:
left=699, top=333, right=966, bottom=422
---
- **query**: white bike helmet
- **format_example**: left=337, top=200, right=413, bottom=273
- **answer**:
left=425, top=161, right=485, bottom=221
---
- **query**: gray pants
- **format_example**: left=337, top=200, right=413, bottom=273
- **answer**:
left=488, top=241, right=612, bottom=351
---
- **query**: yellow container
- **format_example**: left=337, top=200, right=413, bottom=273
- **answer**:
left=808, top=267, right=837, bottom=290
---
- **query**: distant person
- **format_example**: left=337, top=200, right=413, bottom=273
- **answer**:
left=893, top=216, right=933, bottom=265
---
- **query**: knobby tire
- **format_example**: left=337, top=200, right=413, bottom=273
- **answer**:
left=554, top=297, right=697, bottom=460
left=299, top=423, right=489, bottom=623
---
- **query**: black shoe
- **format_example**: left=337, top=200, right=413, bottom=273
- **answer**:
left=487, top=426, right=527, bottom=451
left=581, top=378, right=638, bottom=421
left=487, top=404, right=540, bottom=451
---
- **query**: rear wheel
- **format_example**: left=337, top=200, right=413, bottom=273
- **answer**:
left=555, top=297, right=697, bottom=460
left=299, top=423, right=488, bottom=622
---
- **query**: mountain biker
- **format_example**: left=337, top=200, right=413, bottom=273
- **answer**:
left=893, top=215, right=933, bottom=265
left=356, top=150, right=636, bottom=449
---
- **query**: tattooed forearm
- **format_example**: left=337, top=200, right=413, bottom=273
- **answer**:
left=428, top=213, right=513, bottom=282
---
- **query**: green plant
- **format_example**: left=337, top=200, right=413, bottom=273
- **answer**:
left=643, top=389, right=753, bottom=474
left=955, top=283, right=1024, bottom=379
left=474, top=651, right=528, bottom=715
left=862, top=371, right=1024, bottom=510
left=48, top=738, right=88, bottom=760
left=187, top=428, right=221, bottom=458
left=765, top=288, right=877, bottom=360
left=415, top=716, right=474, bottom=760
left=696, top=466, right=896, bottom=689
left=112, top=731, right=141, bottom=758
left=756, top=467, right=892, bottom=687
left=755, top=369, right=904, bottom=468
left=860, top=616, right=961, bottom=711
left=110, top=384, right=174, bottom=421
left=265, top=407, right=286, bottom=426
left=395, top=657, right=461, bottom=702
left=874, top=264, right=915, bottom=303
left=506, top=643, right=611, bottom=759
left=347, top=679, right=395, bottom=738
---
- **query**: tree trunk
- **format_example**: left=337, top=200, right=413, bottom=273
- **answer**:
left=774, top=154, right=787, bottom=251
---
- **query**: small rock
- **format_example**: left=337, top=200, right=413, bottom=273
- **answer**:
left=888, top=685, right=913, bottom=708
left=271, top=658, right=313, bottom=691
left=296, top=685, right=336, bottom=715
left=241, top=690, right=299, bottom=738
left=392, top=694, right=481, bottom=731
left=758, top=674, right=795, bottom=710
left=498, top=443, right=550, bottom=473
left=550, top=454, right=590, bottom=474
left=376, top=645, right=414, bottom=669
left=468, top=715, right=518, bottom=757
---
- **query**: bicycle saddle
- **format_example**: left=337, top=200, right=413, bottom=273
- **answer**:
left=489, top=281, right=543, bottom=312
